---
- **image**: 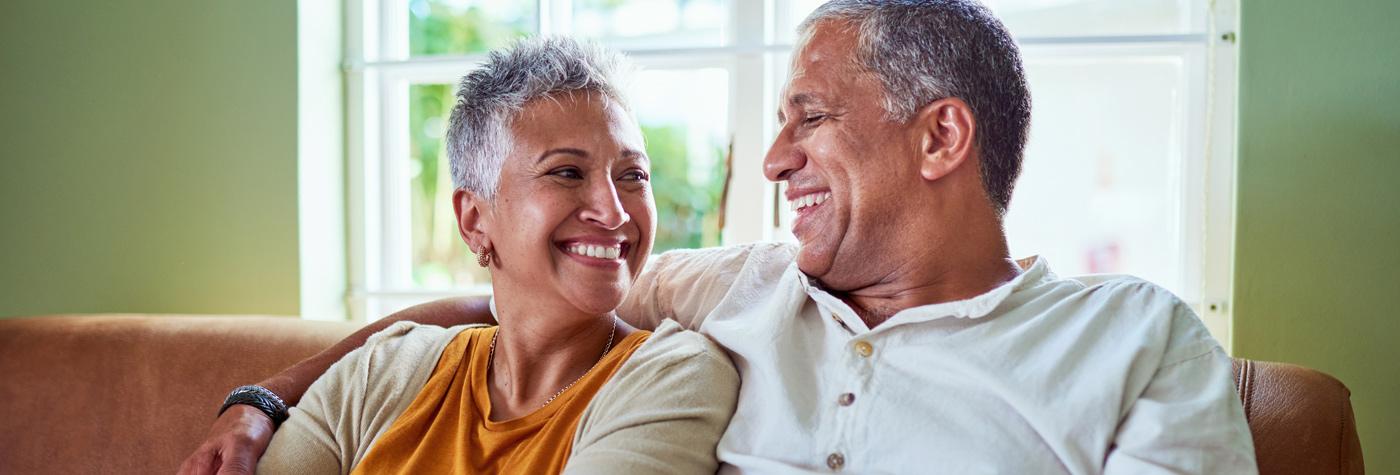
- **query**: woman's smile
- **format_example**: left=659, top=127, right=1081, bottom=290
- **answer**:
left=557, top=238, right=631, bottom=268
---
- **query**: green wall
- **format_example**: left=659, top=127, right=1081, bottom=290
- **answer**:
left=1234, top=0, right=1400, bottom=471
left=0, top=1, right=300, bottom=317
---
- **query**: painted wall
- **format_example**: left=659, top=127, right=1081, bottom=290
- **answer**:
left=0, top=1, right=300, bottom=317
left=1234, top=0, right=1400, bottom=471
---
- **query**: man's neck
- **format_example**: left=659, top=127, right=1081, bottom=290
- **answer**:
left=832, top=219, right=1022, bottom=329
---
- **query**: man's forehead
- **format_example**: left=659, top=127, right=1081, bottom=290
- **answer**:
left=785, top=23, right=863, bottom=96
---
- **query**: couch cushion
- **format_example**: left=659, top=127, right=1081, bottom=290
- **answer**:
left=0, top=315, right=356, bottom=474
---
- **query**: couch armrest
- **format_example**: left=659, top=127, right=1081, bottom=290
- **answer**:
left=0, top=315, right=357, bottom=474
left=1233, top=358, right=1365, bottom=475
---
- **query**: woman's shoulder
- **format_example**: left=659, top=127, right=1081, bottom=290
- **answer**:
left=598, top=321, right=737, bottom=401
left=348, top=322, right=492, bottom=381
left=627, top=320, right=731, bottom=369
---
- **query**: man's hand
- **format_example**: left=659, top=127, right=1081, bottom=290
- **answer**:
left=178, top=405, right=276, bottom=475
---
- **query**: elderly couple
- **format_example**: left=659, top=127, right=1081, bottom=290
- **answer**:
left=182, top=1, right=1256, bottom=473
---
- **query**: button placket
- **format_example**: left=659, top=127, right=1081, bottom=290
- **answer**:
left=826, top=452, right=845, bottom=470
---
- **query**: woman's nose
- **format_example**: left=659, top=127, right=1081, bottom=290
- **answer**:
left=578, top=179, right=630, bottom=229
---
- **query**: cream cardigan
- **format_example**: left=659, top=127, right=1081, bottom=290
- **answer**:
left=257, top=320, right=739, bottom=474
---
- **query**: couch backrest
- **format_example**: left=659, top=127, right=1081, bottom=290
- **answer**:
left=0, top=315, right=356, bottom=475
left=0, top=317, right=1365, bottom=474
left=1233, top=358, right=1365, bottom=474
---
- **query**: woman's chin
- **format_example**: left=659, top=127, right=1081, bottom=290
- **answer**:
left=565, top=285, right=628, bottom=316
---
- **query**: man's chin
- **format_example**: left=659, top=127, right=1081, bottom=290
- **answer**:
left=794, top=242, right=835, bottom=283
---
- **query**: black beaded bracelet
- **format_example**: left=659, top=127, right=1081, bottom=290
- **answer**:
left=219, top=385, right=290, bottom=427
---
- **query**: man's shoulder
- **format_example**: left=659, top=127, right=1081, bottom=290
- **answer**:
left=653, top=242, right=797, bottom=267
left=1037, top=273, right=1219, bottom=366
left=648, top=242, right=798, bottom=289
left=1051, top=273, right=1185, bottom=309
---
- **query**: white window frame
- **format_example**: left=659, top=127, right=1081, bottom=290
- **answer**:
left=338, top=0, right=1239, bottom=348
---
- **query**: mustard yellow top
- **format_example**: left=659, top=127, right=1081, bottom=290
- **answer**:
left=258, top=320, right=739, bottom=475
left=352, top=326, right=650, bottom=474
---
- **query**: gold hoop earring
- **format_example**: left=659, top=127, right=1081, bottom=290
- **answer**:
left=476, top=248, right=492, bottom=268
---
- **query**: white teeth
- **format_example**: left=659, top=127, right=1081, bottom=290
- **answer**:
left=566, top=243, right=622, bottom=259
left=789, top=191, right=832, bottom=211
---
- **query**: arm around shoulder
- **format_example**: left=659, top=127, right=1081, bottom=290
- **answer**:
left=258, top=322, right=470, bottom=474
left=566, top=322, right=740, bottom=474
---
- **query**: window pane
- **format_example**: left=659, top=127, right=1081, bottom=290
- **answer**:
left=571, top=0, right=730, bottom=48
left=780, top=0, right=1207, bottom=43
left=409, top=0, right=536, bottom=56
left=1005, top=53, right=1189, bottom=294
left=631, top=68, right=731, bottom=251
left=984, top=0, right=1207, bottom=37
left=408, top=83, right=489, bottom=289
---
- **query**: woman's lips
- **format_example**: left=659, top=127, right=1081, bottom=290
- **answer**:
left=557, top=240, right=630, bottom=268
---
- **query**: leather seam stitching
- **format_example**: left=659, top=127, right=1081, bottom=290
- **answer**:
left=1337, top=395, right=1346, bottom=474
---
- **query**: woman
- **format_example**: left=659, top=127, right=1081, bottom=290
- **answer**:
left=256, top=38, right=738, bottom=474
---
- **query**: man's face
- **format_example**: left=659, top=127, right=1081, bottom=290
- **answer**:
left=765, top=22, right=928, bottom=290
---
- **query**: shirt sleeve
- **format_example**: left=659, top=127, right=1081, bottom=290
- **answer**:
left=565, top=321, right=741, bottom=475
left=1103, top=303, right=1258, bottom=474
left=257, top=322, right=463, bottom=475
left=618, top=242, right=795, bottom=331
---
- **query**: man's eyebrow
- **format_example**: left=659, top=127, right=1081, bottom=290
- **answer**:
left=778, top=92, right=824, bottom=125
left=788, top=92, right=824, bottom=108
left=536, top=147, right=588, bottom=163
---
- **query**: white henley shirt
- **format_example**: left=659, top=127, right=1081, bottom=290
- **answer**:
left=620, top=242, right=1256, bottom=474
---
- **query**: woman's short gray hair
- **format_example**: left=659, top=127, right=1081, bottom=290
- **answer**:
left=446, top=37, right=631, bottom=198
left=798, top=0, right=1032, bottom=216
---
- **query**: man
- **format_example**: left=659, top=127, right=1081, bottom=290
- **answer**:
left=183, top=1, right=1256, bottom=473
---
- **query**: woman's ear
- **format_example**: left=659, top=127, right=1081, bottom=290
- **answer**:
left=914, top=97, right=977, bottom=182
left=453, top=188, right=492, bottom=254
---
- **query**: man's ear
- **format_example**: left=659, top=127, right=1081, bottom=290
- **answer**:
left=453, top=188, right=492, bottom=253
left=914, top=97, right=977, bottom=182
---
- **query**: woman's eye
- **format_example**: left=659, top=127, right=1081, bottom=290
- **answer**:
left=620, top=169, right=649, bottom=182
left=550, top=167, right=583, bottom=179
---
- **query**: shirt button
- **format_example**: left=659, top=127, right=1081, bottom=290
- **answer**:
left=838, top=392, right=855, bottom=406
left=854, top=340, right=874, bottom=357
left=826, top=452, right=845, bottom=470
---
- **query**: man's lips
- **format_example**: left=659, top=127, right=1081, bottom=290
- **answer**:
left=788, top=189, right=831, bottom=213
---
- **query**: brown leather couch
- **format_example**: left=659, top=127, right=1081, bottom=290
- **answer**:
left=0, top=315, right=1364, bottom=474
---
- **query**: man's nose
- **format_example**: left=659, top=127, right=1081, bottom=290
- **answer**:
left=764, top=126, right=806, bottom=182
left=578, top=178, right=630, bottom=230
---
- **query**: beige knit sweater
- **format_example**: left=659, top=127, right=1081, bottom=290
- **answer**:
left=257, top=319, right=739, bottom=474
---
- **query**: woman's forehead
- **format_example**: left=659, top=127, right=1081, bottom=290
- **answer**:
left=509, top=94, right=645, bottom=159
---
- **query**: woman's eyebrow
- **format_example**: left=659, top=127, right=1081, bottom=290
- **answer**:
left=621, top=149, right=649, bottom=164
left=536, top=147, right=589, bottom=163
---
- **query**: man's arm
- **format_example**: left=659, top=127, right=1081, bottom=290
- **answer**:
left=1102, top=301, right=1257, bottom=474
left=260, top=297, right=491, bottom=405
left=178, top=296, right=492, bottom=475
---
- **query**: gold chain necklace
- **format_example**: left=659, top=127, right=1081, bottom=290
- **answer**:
left=488, top=316, right=617, bottom=409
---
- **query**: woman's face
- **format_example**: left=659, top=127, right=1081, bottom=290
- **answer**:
left=460, top=92, right=655, bottom=316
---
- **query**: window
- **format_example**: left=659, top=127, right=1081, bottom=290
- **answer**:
left=345, top=0, right=1238, bottom=344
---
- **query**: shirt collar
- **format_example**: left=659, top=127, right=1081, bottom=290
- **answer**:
left=797, top=256, right=1051, bottom=323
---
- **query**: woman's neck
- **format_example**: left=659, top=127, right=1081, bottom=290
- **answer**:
left=486, top=293, right=632, bottom=421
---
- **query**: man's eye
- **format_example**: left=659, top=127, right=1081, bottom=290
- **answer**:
left=802, top=114, right=827, bottom=125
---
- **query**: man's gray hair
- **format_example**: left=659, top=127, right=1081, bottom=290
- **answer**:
left=446, top=37, right=631, bottom=198
left=799, top=0, right=1032, bottom=215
